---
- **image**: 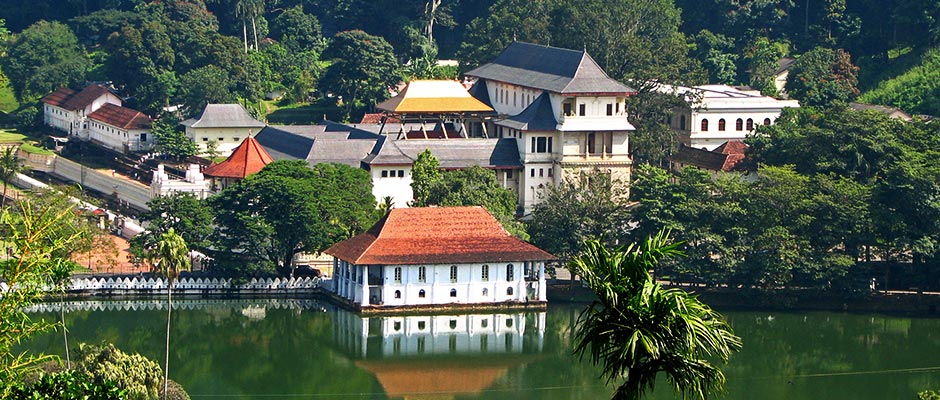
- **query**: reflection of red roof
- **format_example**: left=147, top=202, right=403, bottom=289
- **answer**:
left=357, top=360, right=507, bottom=399
left=41, top=88, right=76, bottom=107
left=202, top=136, right=273, bottom=179
left=326, top=206, right=556, bottom=265
left=88, top=103, right=151, bottom=130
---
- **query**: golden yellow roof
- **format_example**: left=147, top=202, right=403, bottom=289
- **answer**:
left=377, top=80, right=494, bottom=114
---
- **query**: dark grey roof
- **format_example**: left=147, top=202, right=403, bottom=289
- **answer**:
left=255, top=124, right=382, bottom=167
left=181, top=104, right=266, bottom=128
left=467, top=80, right=493, bottom=108
left=367, top=138, right=521, bottom=169
left=497, top=92, right=557, bottom=131
left=775, top=57, right=797, bottom=75
left=465, top=42, right=636, bottom=95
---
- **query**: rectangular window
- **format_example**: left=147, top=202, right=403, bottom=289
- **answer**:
left=394, top=267, right=402, bottom=283
left=513, top=92, right=517, bottom=107
left=233, top=137, right=240, bottom=142
left=450, top=265, right=458, bottom=283
left=539, top=168, right=544, bottom=177
left=616, top=102, right=621, bottom=114
left=606, top=104, right=613, bottom=116
left=381, top=170, right=389, bottom=178
left=506, top=170, right=513, bottom=179
left=398, top=170, right=405, bottom=177
left=579, top=104, right=586, bottom=116
left=548, top=168, right=554, bottom=177
left=506, top=264, right=514, bottom=281
left=530, top=169, right=535, bottom=177
left=202, top=137, right=208, bottom=142
left=536, top=137, right=547, bottom=153
left=482, top=265, right=489, bottom=281
left=563, top=102, right=572, bottom=116
left=530, top=137, right=536, bottom=153
left=418, top=266, right=426, bottom=282
left=548, top=137, right=553, bottom=153
left=218, top=137, right=224, bottom=142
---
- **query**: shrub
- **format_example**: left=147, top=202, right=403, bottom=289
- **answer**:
left=76, top=343, right=162, bottom=400
left=10, top=370, right=127, bottom=399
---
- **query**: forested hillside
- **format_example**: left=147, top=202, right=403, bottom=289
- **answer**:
left=1, top=0, right=937, bottom=120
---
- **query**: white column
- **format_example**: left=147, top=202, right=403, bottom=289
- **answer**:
left=360, top=265, right=370, bottom=307
left=538, top=261, right=547, bottom=301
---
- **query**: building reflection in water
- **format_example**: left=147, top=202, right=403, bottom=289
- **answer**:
left=331, top=311, right=548, bottom=399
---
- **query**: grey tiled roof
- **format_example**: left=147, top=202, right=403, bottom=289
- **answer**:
left=497, top=92, right=557, bottom=131
left=254, top=126, right=316, bottom=160
left=465, top=42, right=636, bottom=95
left=182, top=104, right=266, bottom=129
left=368, top=138, right=521, bottom=169
left=467, top=80, right=493, bottom=108
left=255, top=124, right=382, bottom=167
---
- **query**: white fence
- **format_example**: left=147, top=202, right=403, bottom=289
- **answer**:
left=24, top=298, right=329, bottom=314
left=65, top=276, right=326, bottom=294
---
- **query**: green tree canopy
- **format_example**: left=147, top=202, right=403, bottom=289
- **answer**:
left=786, top=47, right=860, bottom=108
left=150, top=115, right=197, bottom=160
left=319, top=30, right=401, bottom=119
left=209, top=160, right=378, bottom=275
left=1, top=20, right=90, bottom=102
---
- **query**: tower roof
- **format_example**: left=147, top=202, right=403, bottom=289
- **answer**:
left=376, top=80, right=494, bottom=114
left=202, top=136, right=273, bottom=179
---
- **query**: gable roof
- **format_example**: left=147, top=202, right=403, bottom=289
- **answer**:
left=465, top=42, right=636, bottom=95
left=467, top=79, right=493, bottom=108
left=41, top=85, right=114, bottom=111
left=181, top=104, right=266, bottom=129
left=254, top=124, right=384, bottom=167
left=88, top=103, right=152, bottom=130
left=672, top=141, right=747, bottom=172
left=376, top=80, right=494, bottom=114
left=326, top=206, right=556, bottom=265
left=41, top=88, right=76, bottom=108
left=496, top=92, right=557, bottom=131
left=202, top=136, right=273, bottom=179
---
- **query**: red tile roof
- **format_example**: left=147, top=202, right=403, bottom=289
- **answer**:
left=359, top=113, right=400, bottom=124
left=88, top=103, right=152, bottom=130
left=41, top=88, right=76, bottom=107
left=714, top=140, right=747, bottom=171
left=202, top=136, right=274, bottom=179
left=326, top=206, right=556, bottom=265
left=672, top=141, right=748, bottom=172
left=41, top=85, right=114, bottom=111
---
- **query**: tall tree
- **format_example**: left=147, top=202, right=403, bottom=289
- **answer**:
left=571, top=232, right=742, bottom=400
left=148, top=228, right=191, bottom=400
left=0, top=147, right=26, bottom=208
left=410, top=148, right=442, bottom=206
left=151, top=114, right=198, bottom=161
left=786, top=47, right=859, bottom=108
left=1, top=20, right=90, bottom=102
left=319, top=30, right=401, bottom=119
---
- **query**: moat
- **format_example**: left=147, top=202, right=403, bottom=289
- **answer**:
left=26, top=299, right=940, bottom=399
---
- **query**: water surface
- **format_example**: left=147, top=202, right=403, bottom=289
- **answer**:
left=27, top=299, right=940, bottom=399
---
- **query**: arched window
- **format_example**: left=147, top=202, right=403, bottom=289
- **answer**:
left=450, top=319, right=457, bottom=329
left=735, top=118, right=743, bottom=131
left=450, top=288, right=457, bottom=297
left=506, top=319, right=513, bottom=328
left=506, top=264, right=514, bottom=281
left=701, top=119, right=709, bottom=131
left=481, top=319, right=489, bottom=328
left=746, top=118, right=754, bottom=130
left=718, top=119, right=726, bottom=131
left=418, top=289, right=426, bottom=298
left=394, top=321, right=401, bottom=331
left=680, top=115, right=687, bottom=130
left=763, top=118, right=771, bottom=126
left=394, top=290, right=401, bottom=298
left=482, top=288, right=489, bottom=296
left=507, top=287, right=514, bottom=296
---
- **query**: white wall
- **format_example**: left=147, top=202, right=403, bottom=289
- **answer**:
left=186, top=127, right=259, bottom=156
left=371, top=166, right=413, bottom=208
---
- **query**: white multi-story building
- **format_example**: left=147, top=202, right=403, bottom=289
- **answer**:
left=326, top=206, right=555, bottom=309
left=41, top=85, right=153, bottom=153
left=663, top=84, right=800, bottom=151
left=466, top=42, right=637, bottom=212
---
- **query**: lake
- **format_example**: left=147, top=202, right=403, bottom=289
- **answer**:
left=26, top=298, right=940, bottom=399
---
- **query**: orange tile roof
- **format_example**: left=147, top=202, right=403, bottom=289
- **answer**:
left=41, top=88, right=76, bottom=107
left=202, top=136, right=273, bottom=179
left=326, top=206, right=556, bottom=265
left=360, top=113, right=400, bottom=124
left=88, top=103, right=152, bottom=130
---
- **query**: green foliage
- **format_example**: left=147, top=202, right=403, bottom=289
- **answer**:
left=920, top=390, right=940, bottom=400
left=209, top=160, right=378, bottom=274
left=151, top=115, right=197, bottom=160
left=177, top=65, right=237, bottom=116
left=10, top=370, right=127, bottom=400
left=627, top=87, right=690, bottom=167
left=1, top=20, right=90, bottom=102
left=528, top=170, right=631, bottom=261
left=319, top=30, right=401, bottom=119
left=743, top=36, right=788, bottom=96
left=859, top=49, right=940, bottom=116
left=0, top=193, right=97, bottom=395
left=690, top=30, right=738, bottom=84
left=787, top=47, right=860, bottom=108
left=76, top=343, right=163, bottom=400
left=571, top=232, right=742, bottom=400
left=269, top=5, right=326, bottom=55
left=410, top=149, right=442, bottom=207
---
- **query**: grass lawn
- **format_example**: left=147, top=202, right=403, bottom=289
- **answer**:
left=0, top=82, right=19, bottom=114
left=0, top=129, right=26, bottom=143
left=20, top=142, right=54, bottom=155
left=264, top=100, right=344, bottom=125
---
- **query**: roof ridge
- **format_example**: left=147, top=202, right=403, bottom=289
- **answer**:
left=353, top=211, right=392, bottom=264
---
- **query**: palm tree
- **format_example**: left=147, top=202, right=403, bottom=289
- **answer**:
left=569, top=230, right=742, bottom=400
left=150, top=229, right=191, bottom=400
left=0, top=147, right=26, bottom=208
left=233, top=0, right=264, bottom=52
